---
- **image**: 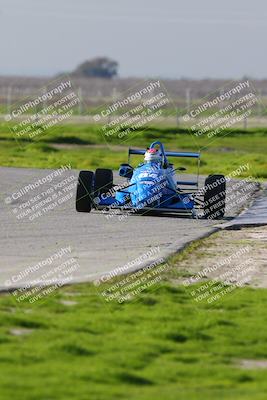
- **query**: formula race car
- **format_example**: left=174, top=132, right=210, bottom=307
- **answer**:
left=75, top=141, right=226, bottom=219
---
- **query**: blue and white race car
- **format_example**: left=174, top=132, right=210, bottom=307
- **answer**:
left=76, top=141, right=226, bottom=219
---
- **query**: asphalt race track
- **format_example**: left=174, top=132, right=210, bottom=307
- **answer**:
left=0, top=167, right=258, bottom=290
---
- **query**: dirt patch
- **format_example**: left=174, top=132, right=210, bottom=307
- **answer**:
left=174, top=226, right=267, bottom=288
left=238, top=359, right=267, bottom=369
left=50, top=143, right=127, bottom=151
left=59, top=300, right=77, bottom=306
left=9, top=328, right=33, bottom=336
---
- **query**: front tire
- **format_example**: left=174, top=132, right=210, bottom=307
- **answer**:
left=94, top=168, right=113, bottom=195
left=204, top=174, right=226, bottom=219
left=76, top=170, right=94, bottom=212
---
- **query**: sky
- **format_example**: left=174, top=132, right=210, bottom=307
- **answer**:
left=0, top=0, right=266, bottom=79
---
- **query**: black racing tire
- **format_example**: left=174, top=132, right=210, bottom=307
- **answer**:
left=94, top=168, right=113, bottom=195
left=76, top=170, right=94, bottom=212
left=204, top=174, right=226, bottom=219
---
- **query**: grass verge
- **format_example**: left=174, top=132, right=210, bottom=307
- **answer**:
left=1, top=257, right=267, bottom=399
left=0, top=123, right=266, bottom=178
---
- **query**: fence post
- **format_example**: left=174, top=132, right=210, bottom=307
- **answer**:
left=78, top=87, right=83, bottom=115
left=7, top=86, right=12, bottom=115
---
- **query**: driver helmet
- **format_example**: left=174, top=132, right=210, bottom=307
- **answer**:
left=144, top=148, right=161, bottom=163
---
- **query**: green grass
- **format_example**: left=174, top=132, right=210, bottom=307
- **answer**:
left=1, top=280, right=267, bottom=399
left=0, top=122, right=266, bottom=178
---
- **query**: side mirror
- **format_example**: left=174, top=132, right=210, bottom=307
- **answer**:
left=119, top=163, right=133, bottom=179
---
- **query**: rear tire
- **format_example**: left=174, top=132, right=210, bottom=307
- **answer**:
left=204, top=174, right=226, bottom=219
left=76, top=171, right=94, bottom=212
left=94, top=169, right=113, bottom=195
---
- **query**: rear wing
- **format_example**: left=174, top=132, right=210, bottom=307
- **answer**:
left=128, top=148, right=200, bottom=158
